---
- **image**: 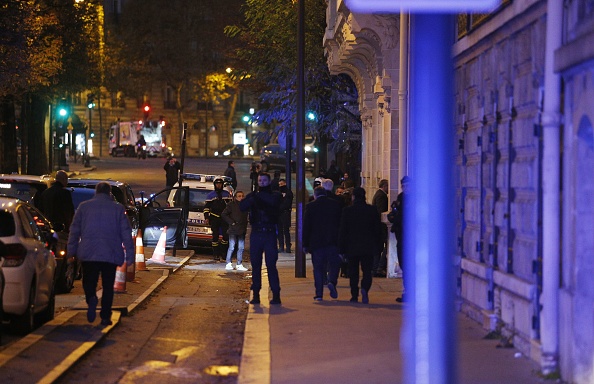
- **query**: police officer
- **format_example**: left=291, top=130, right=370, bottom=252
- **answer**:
left=204, top=178, right=231, bottom=261
left=240, top=172, right=282, bottom=305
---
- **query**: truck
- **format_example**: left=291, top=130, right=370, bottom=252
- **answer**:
left=109, top=120, right=171, bottom=158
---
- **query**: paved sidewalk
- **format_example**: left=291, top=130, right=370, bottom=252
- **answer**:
left=239, top=253, right=546, bottom=384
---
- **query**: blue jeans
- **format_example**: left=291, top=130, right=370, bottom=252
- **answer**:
left=226, top=234, right=245, bottom=264
left=311, top=245, right=340, bottom=298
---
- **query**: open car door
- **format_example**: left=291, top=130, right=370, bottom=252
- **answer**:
left=138, top=186, right=189, bottom=250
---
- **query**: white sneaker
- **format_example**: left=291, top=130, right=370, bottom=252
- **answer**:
left=236, top=264, right=248, bottom=271
left=225, top=263, right=234, bottom=270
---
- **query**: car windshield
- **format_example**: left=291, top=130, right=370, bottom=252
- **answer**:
left=0, top=210, right=16, bottom=237
left=0, top=181, right=47, bottom=206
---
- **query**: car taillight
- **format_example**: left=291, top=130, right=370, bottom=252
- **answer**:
left=2, top=243, right=28, bottom=267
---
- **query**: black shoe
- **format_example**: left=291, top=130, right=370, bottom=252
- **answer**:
left=279, top=248, right=285, bottom=253
left=396, top=295, right=406, bottom=303
left=270, top=295, right=281, bottom=305
left=327, top=282, right=338, bottom=299
left=100, top=318, right=113, bottom=326
left=349, top=297, right=358, bottom=303
left=361, top=288, right=369, bottom=304
left=87, top=296, right=98, bottom=323
left=286, top=248, right=291, bottom=253
left=250, top=294, right=260, bottom=304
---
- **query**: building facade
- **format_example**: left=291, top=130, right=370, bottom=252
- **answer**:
left=325, top=0, right=594, bottom=382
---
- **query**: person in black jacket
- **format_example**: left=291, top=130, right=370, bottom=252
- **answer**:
left=38, top=170, right=75, bottom=231
left=303, top=186, right=342, bottom=301
left=222, top=190, right=249, bottom=271
left=277, top=178, right=293, bottom=253
left=163, top=156, right=181, bottom=188
left=224, top=160, right=238, bottom=190
left=240, top=172, right=282, bottom=305
left=338, top=187, right=382, bottom=304
left=392, top=176, right=411, bottom=303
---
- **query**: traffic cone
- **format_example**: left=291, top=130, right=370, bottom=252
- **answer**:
left=149, top=226, right=167, bottom=264
left=126, top=258, right=136, bottom=282
left=135, top=229, right=148, bottom=271
left=114, top=261, right=127, bottom=293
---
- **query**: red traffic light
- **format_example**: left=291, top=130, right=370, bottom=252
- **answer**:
left=143, top=104, right=151, bottom=113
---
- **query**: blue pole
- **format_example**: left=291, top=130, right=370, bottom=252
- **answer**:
left=404, top=13, right=457, bottom=384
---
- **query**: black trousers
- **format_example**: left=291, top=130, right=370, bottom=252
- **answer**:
left=210, top=216, right=229, bottom=258
left=249, top=230, right=281, bottom=295
left=277, top=210, right=291, bottom=251
left=82, top=261, right=117, bottom=322
left=347, top=254, right=373, bottom=300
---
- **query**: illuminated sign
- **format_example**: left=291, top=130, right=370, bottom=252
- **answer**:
left=345, top=0, right=500, bottom=12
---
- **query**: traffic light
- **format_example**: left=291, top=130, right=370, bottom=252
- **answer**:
left=57, top=98, right=70, bottom=118
left=87, top=94, right=95, bottom=109
left=90, top=130, right=95, bottom=138
left=143, top=104, right=151, bottom=120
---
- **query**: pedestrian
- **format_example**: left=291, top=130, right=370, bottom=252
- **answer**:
left=277, top=178, right=293, bottom=253
left=204, top=177, right=231, bottom=261
left=308, top=177, right=324, bottom=203
left=322, top=178, right=344, bottom=208
left=303, top=186, right=342, bottom=301
left=249, top=162, right=260, bottom=192
left=271, top=169, right=281, bottom=191
left=240, top=172, right=282, bottom=305
left=164, top=156, right=181, bottom=188
left=67, top=182, right=135, bottom=326
left=327, top=160, right=343, bottom=188
left=371, top=179, right=389, bottom=277
left=224, top=160, right=238, bottom=190
left=136, top=134, right=147, bottom=159
left=338, top=187, right=382, bottom=304
left=222, top=190, right=249, bottom=271
left=340, top=172, right=355, bottom=189
left=392, top=176, right=411, bottom=303
left=38, top=170, right=75, bottom=231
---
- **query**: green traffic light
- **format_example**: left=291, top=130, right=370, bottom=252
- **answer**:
left=307, top=112, right=316, bottom=121
left=59, top=108, right=68, bottom=117
left=242, top=115, right=250, bottom=123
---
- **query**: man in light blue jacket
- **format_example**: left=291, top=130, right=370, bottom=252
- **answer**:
left=67, top=182, right=135, bottom=326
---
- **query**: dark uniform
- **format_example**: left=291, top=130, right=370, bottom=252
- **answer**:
left=240, top=175, right=282, bottom=304
left=204, top=178, right=231, bottom=260
left=38, top=171, right=75, bottom=231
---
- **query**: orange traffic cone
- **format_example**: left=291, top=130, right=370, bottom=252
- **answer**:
left=135, top=229, right=148, bottom=271
left=126, top=258, right=136, bottom=282
left=114, top=261, right=127, bottom=293
left=149, top=226, right=167, bottom=264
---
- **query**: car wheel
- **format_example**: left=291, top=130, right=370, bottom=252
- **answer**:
left=56, top=258, right=76, bottom=293
left=261, top=161, right=269, bottom=172
left=37, top=284, right=55, bottom=325
left=13, top=282, right=36, bottom=335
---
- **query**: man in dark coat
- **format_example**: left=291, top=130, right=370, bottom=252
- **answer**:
left=303, top=186, right=342, bottom=301
left=371, top=179, right=389, bottom=277
left=240, top=172, right=282, bottom=305
left=38, top=170, right=75, bottom=231
left=393, top=176, right=411, bottom=302
left=224, top=160, right=238, bottom=190
left=338, top=187, right=382, bottom=304
left=163, top=156, right=181, bottom=187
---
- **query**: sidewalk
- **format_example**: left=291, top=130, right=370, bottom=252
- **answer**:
left=239, top=253, right=546, bottom=384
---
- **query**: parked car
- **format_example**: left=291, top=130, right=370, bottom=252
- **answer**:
left=67, top=178, right=140, bottom=237
left=166, top=173, right=233, bottom=246
left=0, top=174, right=75, bottom=294
left=259, top=144, right=315, bottom=172
left=0, top=174, right=53, bottom=207
left=214, top=144, right=243, bottom=157
left=0, top=196, right=57, bottom=334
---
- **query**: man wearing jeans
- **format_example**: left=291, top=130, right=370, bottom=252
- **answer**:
left=67, top=182, right=135, bottom=326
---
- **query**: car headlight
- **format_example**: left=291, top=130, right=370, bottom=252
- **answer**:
left=223, top=150, right=231, bottom=156
left=214, top=151, right=219, bottom=156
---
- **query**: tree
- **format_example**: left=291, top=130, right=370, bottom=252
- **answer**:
left=225, top=0, right=361, bottom=156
